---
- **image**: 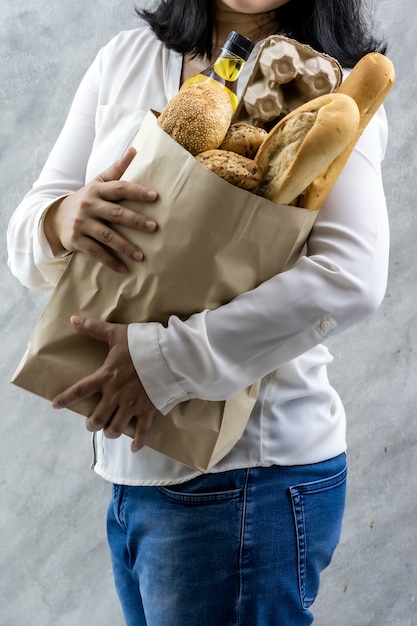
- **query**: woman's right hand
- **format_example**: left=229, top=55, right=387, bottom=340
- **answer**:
left=44, top=147, right=158, bottom=273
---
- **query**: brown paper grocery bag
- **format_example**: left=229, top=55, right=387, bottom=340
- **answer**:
left=12, top=110, right=317, bottom=471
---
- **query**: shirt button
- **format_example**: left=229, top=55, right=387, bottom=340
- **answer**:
left=320, top=320, right=332, bottom=332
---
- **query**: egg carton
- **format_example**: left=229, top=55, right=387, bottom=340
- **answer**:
left=233, top=35, right=343, bottom=129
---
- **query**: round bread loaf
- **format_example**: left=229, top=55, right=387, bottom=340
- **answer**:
left=220, top=123, right=267, bottom=158
left=196, top=149, right=262, bottom=190
left=157, top=81, right=233, bottom=156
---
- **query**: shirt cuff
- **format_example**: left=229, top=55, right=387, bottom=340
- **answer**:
left=127, top=322, right=190, bottom=415
left=36, top=197, right=71, bottom=258
left=34, top=199, right=73, bottom=286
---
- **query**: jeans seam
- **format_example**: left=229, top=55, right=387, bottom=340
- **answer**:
left=289, top=462, right=348, bottom=609
left=156, top=485, right=241, bottom=503
left=113, top=484, right=128, bottom=532
left=292, top=465, right=348, bottom=495
left=237, top=469, right=250, bottom=626
left=290, top=488, right=307, bottom=608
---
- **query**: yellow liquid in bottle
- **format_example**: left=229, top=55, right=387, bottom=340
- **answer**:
left=182, top=57, right=245, bottom=111
left=214, top=57, right=244, bottom=82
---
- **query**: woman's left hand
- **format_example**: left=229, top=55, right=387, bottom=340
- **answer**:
left=51, top=316, right=156, bottom=452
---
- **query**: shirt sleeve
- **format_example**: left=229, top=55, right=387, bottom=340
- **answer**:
left=128, top=106, right=390, bottom=414
left=6, top=47, right=103, bottom=290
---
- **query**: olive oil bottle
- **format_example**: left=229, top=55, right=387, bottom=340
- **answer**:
left=182, top=31, right=254, bottom=111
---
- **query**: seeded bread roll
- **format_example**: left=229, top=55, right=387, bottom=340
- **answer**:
left=300, top=53, right=395, bottom=211
left=196, top=149, right=262, bottom=190
left=157, top=81, right=233, bottom=156
left=220, top=123, right=268, bottom=158
left=255, top=93, right=360, bottom=206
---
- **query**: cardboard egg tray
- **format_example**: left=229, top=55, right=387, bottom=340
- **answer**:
left=233, top=35, right=343, bottom=129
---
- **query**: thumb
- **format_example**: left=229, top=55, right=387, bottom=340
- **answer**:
left=97, top=146, right=137, bottom=183
left=71, top=315, right=111, bottom=343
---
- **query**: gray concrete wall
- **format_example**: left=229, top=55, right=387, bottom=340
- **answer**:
left=1, top=1, right=415, bottom=624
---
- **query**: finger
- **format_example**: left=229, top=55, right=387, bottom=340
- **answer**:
left=70, top=316, right=113, bottom=343
left=51, top=372, right=101, bottom=409
left=98, top=147, right=137, bottom=183
left=96, top=151, right=158, bottom=205
left=86, top=213, right=154, bottom=262
left=99, top=180, right=158, bottom=206
left=72, top=232, right=133, bottom=273
left=103, top=408, right=133, bottom=440
left=85, top=397, right=117, bottom=433
left=131, top=411, right=155, bottom=453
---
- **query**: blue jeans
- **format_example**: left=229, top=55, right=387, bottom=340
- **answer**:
left=107, top=454, right=347, bottom=626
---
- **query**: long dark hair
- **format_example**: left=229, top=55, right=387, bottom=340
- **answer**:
left=136, top=0, right=386, bottom=68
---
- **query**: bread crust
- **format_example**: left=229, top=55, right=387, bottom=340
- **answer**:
left=196, top=149, right=262, bottom=190
left=220, top=123, right=268, bottom=158
left=157, top=81, right=233, bottom=156
left=255, top=93, right=360, bottom=206
left=300, top=53, right=395, bottom=210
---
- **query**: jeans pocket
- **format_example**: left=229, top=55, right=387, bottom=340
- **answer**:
left=156, top=470, right=246, bottom=504
left=289, top=463, right=347, bottom=609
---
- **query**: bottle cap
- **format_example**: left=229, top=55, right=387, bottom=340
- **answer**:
left=223, top=31, right=255, bottom=61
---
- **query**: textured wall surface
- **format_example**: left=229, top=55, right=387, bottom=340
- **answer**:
left=1, top=1, right=416, bottom=624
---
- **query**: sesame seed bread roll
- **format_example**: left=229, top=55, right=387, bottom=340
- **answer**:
left=196, top=149, right=262, bottom=190
left=157, top=81, right=233, bottom=156
left=255, top=93, right=360, bottom=206
left=220, top=123, right=268, bottom=158
left=300, top=53, right=395, bottom=211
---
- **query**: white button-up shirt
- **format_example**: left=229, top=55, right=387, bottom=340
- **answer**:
left=7, top=27, right=390, bottom=485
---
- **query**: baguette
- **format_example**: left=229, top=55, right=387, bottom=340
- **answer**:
left=300, top=53, right=395, bottom=211
left=255, top=93, right=360, bottom=206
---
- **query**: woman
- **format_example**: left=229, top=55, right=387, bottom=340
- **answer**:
left=7, top=1, right=389, bottom=624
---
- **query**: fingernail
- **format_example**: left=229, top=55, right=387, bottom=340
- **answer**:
left=71, top=315, right=82, bottom=327
left=118, top=264, right=128, bottom=273
left=133, top=250, right=143, bottom=262
left=145, top=219, right=157, bottom=231
left=146, top=190, right=157, bottom=201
